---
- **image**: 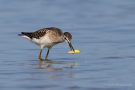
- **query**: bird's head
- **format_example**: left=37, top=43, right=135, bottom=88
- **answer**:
left=64, top=32, right=75, bottom=51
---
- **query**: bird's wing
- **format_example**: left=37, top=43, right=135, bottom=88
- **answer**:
left=31, top=28, right=47, bottom=39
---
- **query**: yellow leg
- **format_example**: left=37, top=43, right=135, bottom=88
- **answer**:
left=45, top=48, right=50, bottom=60
left=38, top=49, right=43, bottom=61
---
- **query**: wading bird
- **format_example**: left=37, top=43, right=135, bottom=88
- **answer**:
left=19, top=27, right=75, bottom=60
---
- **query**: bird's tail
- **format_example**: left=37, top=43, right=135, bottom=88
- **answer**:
left=18, top=32, right=32, bottom=40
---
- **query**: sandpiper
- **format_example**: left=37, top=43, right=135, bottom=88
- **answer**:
left=19, top=27, right=75, bottom=60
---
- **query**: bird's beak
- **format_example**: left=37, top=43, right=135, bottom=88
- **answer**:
left=64, top=37, right=75, bottom=52
left=69, top=42, right=75, bottom=52
left=66, top=40, right=75, bottom=52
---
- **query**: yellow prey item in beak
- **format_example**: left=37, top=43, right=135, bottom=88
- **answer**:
left=67, top=49, right=80, bottom=54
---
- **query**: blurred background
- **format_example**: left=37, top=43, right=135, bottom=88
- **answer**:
left=0, top=0, right=135, bottom=90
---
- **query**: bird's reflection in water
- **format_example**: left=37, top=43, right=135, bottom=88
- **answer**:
left=37, top=59, right=79, bottom=71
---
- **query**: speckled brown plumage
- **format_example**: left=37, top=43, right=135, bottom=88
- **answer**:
left=21, top=27, right=63, bottom=39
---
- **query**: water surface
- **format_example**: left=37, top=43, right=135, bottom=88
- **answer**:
left=0, top=0, right=135, bottom=90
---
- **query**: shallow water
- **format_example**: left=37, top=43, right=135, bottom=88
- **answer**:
left=1, top=0, right=135, bottom=90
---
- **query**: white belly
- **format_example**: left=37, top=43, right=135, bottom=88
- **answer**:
left=31, top=35, right=54, bottom=49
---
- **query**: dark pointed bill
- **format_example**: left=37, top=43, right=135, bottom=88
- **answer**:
left=68, top=42, right=75, bottom=52
left=65, top=37, right=75, bottom=52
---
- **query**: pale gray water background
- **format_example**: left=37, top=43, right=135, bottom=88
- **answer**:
left=0, top=0, right=135, bottom=90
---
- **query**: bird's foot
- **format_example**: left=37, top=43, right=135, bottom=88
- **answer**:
left=45, top=58, right=49, bottom=61
left=38, top=57, right=44, bottom=61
